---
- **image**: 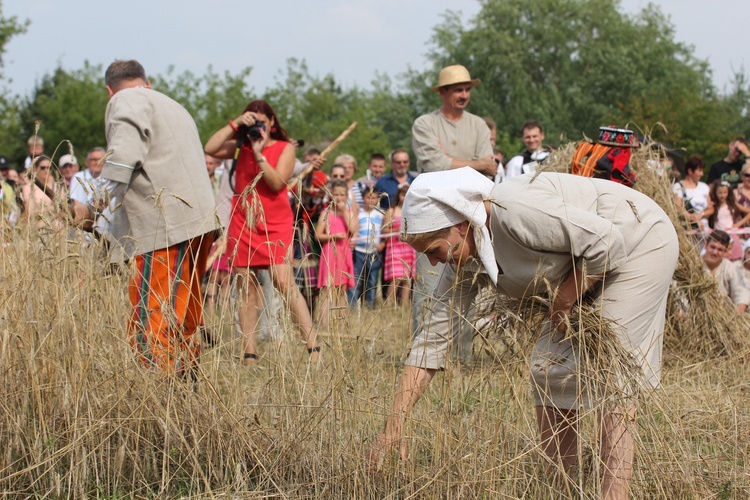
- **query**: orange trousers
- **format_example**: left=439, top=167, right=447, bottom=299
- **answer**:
left=128, top=234, right=214, bottom=376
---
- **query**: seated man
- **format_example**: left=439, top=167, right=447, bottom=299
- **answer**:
left=702, top=230, right=750, bottom=313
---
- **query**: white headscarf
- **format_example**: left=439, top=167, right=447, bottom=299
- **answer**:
left=402, top=167, right=499, bottom=284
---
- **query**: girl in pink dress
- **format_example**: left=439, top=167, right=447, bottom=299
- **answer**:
left=382, top=184, right=417, bottom=305
left=315, top=181, right=358, bottom=329
left=705, top=180, right=750, bottom=261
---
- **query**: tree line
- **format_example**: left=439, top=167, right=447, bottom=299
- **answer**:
left=1, top=0, right=748, bottom=174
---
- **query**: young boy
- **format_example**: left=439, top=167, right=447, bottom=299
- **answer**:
left=702, top=230, right=750, bottom=313
left=349, top=187, right=385, bottom=308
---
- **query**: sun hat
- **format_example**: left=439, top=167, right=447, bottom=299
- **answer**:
left=402, top=167, right=499, bottom=284
left=431, top=65, right=481, bottom=92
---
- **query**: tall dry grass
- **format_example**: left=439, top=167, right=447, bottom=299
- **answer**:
left=1, top=141, right=750, bottom=498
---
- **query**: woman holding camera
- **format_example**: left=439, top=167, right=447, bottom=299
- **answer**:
left=205, top=100, right=321, bottom=365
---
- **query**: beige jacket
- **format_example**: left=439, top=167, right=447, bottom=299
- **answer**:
left=102, top=87, right=218, bottom=261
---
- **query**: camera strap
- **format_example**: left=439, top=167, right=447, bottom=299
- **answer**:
left=228, top=137, right=244, bottom=194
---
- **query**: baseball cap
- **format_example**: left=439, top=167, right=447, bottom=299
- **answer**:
left=0, top=155, right=9, bottom=170
left=59, top=154, right=78, bottom=167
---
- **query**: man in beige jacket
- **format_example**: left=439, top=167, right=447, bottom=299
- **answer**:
left=97, top=59, right=218, bottom=377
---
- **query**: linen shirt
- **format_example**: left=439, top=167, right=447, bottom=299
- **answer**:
left=710, top=258, right=750, bottom=307
left=412, top=109, right=492, bottom=173
left=406, top=172, right=676, bottom=369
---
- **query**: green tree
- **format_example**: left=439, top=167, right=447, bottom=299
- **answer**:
left=366, top=72, right=422, bottom=154
left=413, top=0, right=734, bottom=160
left=151, top=65, right=255, bottom=145
left=0, top=2, right=29, bottom=159
left=19, top=62, right=108, bottom=164
left=0, top=1, right=28, bottom=80
left=263, top=59, right=391, bottom=173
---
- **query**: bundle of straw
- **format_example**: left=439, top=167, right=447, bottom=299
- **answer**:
left=476, top=135, right=750, bottom=362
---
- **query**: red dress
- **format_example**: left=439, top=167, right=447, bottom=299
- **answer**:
left=226, top=140, right=293, bottom=267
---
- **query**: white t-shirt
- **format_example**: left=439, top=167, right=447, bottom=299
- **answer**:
left=672, top=181, right=709, bottom=213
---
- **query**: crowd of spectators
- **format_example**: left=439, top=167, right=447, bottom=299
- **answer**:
left=3, top=67, right=750, bottom=359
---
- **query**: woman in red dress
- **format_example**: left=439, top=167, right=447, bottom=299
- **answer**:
left=205, top=100, right=321, bottom=364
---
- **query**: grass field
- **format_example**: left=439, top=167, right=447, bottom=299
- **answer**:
left=1, top=219, right=749, bottom=499
left=3, top=142, right=750, bottom=498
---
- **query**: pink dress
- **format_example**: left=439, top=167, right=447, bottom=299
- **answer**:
left=384, top=216, right=416, bottom=281
left=714, top=204, right=744, bottom=261
left=317, top=213, right=354, bottom=288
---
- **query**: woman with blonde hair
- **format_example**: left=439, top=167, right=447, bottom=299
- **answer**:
left=334, top=153, right=363, bottom=209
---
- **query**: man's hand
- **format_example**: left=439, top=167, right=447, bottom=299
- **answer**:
left=476, top=156, right=498, bottom=177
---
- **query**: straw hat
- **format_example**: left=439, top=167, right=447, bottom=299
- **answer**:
left=431, top=65, right=481, bottom=92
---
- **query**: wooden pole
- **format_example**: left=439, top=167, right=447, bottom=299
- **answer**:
left=299, top=122, right=358, bottom=179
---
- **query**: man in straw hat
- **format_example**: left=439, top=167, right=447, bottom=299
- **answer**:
left=412, top=64, right=495, bottom=176
left=367, top=167, right=679, bottom=499
left=411, top=64, right=496, bottom=361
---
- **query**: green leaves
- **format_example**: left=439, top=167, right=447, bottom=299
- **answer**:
left=1, top=0, right=749, bottom=170
left=18, top=62, right=108, bottom=162
left=414, top=0, right=748, bottom=159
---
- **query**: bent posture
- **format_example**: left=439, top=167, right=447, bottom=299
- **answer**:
left=368, top=168, right=679, bottom=499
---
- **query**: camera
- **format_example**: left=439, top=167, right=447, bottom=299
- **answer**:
left=238, top=121, right=266, bottom=143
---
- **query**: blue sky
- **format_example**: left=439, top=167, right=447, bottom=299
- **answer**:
left=3, top=0, right=747, bottom=98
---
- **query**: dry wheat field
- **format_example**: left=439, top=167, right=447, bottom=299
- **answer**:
left=2, top=145, right=750, bottom=498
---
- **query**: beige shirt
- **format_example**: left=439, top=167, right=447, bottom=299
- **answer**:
left=406, top=172, right=677, bottom=370
left=412, top=109, right=492, bottom=173
left=712, top=259, right=750, bottom=307
left=489, top=173, right=667, bottom=296
left=102, top=87, right=219, bottom=261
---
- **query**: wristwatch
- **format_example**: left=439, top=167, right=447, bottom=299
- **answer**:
left=256, top=155, right=268, bottom=164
